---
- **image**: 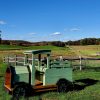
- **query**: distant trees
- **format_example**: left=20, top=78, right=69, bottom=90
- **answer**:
left=65, top=38, right=100, bottom=45
left=0, top=38, right=100, bottom=46
left=0, top=30, right=2, bottom=44
left=1, top=40, right=10, bottom=45
left=51, top=41, right=65, bottom=47
left=66, top=40, right=80, bottom=45
left=1, top=40, right=32, bottom=46
left=80, top=38, right=97, bottom=45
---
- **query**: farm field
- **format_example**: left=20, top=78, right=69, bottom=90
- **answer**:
left=0, top=44, right=100, bottom=57
left=70, top=45, right=100, bottom=57
left=0, top=44, right=100, bottom=100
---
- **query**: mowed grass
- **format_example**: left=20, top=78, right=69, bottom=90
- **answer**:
left=0, top=44, right=67, bottom=50
left=0, top=44, right=26, bottom=50
left=0, top=63, right=100, bottom=100
left=0, top=58, right=100, bottom=99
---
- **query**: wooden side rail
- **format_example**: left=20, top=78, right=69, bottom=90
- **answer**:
left=3, top=55, right=33, bottom=66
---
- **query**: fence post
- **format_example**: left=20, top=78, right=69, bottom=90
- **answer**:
left=79, top=56, right=82, bottom=71
left=15, top=55, right=17, bottom=66
left=8, top=55, right=9, bottom=63
left=3, top=57, right=5, bottom=63
left=24, top=54, right=27, bottom=65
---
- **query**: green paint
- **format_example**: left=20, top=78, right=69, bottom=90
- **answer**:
left=10, top=66, right=31, bottom=85
left=45, top=67, right=72, bottom=85
left=24, top=50, right=51, bottom=55
left=4, top=49, right=73, bottom=88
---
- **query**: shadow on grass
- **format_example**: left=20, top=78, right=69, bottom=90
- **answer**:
left=33, top=78, right=99, bottom=95
left=73, top=67, right=100, bottom=72
left=85, top=67, right=100, bottom=71
left=0, top=75, right=3, bottom=78
left=73, top=78, right=99, bottom=91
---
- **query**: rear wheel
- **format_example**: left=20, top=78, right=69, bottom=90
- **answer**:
left=57, top=79, right=71, bottom=93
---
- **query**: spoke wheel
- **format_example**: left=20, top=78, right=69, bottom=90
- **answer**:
left=57, top=79, right=71, bottom=93
left=12, top=85, right=26, bottom=100
left=58, top=82, right=67, bottom=92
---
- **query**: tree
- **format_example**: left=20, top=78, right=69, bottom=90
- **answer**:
left=0, top=30, right=2, bottom=44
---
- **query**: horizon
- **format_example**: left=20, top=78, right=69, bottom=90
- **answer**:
left=1, top=37, right=100, bottom=43
left=0, top=0, right=100, bottom=42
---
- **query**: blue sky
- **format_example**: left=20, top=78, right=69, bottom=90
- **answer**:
left=0, top=0, right=100, bottom=42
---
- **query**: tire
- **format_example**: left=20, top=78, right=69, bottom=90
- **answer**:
left=12, top=84, right=26, bottom=100
left=57, top=79, right=72, bottom=93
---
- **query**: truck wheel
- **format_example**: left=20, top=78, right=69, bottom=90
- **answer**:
left=12, top=84, right=26, bottom=100
left=57, top=79, right=71, bottom=93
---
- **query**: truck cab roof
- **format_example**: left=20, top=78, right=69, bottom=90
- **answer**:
left=24, top=49, right=51, bottom=55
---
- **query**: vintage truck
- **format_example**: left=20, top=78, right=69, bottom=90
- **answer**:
left=4, top=50, right=73, bottom=99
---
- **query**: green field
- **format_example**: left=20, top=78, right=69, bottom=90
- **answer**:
left=0, top=44, right=100, bottom=100
left=1, top=44, right=100, bottom=57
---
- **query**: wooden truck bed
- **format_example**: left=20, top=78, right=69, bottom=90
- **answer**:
left=4, top=80, right=57, bottom=93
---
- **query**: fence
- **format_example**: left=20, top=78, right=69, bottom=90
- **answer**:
left=3, top=55, right=33, bottom=66
left=65, top=56, right=100, bottom=71
left=3, top=55, right=100, bottom=71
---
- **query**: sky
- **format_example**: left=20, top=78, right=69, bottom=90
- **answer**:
left=0, top=0, right=100, bottom=42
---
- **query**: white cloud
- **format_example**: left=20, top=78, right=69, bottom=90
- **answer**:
left=28, top=32, right=36, bottom=35
left=70, top=28, right=80, bottom=32
left=0, top=20, right=6, bottom=25
left=52, top=32, right=62, bottom=35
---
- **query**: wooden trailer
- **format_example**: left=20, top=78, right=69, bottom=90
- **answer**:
left=4, top=50, right=73, bottom=99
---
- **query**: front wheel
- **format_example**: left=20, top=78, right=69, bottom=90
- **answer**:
left=12, top=84, right=26, bottom=100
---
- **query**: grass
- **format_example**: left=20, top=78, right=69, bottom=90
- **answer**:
left=0, top=45, right=76, bottom=60
left=0, top=44, right=26, bottom=50
left=0, top=44, right=67, bottom=50
left=40, top=69, right=100, bottom=100
left=0, top=62, right=100, bottom=100
left=71, top=45, right=100, bottom=57
left=1, top=44, right=100, bottom=57
left=0, top=63, right=11, bottom=100
left=1, top=44, right=100, bottom=60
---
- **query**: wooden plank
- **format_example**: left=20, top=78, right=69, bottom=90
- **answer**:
left=35, top=87, right=57, bottom=92
left=4, top=84, right=12, bottom=91
left=4, top=84, right=57, bottom=93
left=34, top=84, right=57, bottom=90
left=5, top=71, right=11, bottom=86
left=35, top=80, right=43, bottom=86
left=65, top=58, right=100, bottom=60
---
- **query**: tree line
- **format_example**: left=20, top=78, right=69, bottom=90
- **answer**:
left=0, top=38, right=100, bottom=47
left=66, top=38, right=100, bottom=45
